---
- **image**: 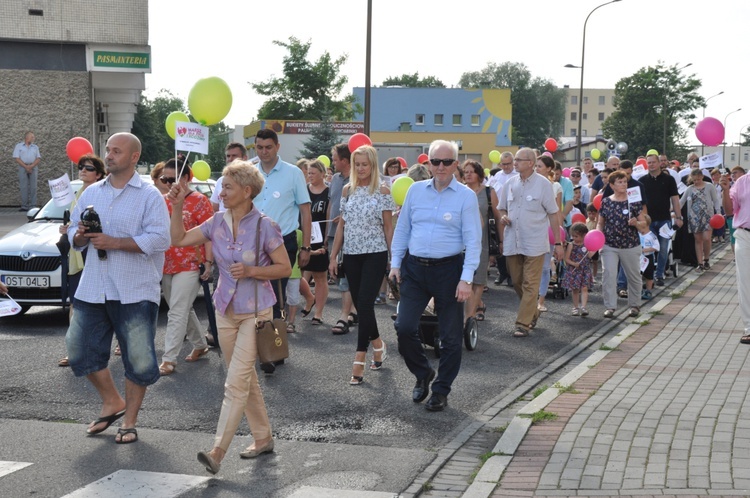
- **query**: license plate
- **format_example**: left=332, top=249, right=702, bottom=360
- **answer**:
left=2, top=275, right=50, bottom=288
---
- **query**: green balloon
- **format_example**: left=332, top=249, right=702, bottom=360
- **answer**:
left=391, top=176, right=414, bottom=206
left=165, top=111, right=190, bottom=139
left=317, top=155, right=331, bottom=168
left=188, top=77, right=233, bottom=126
left=488, top=150, right=501, bottom=163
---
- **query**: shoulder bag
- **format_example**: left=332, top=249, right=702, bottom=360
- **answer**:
left=254, top=216, right=289, bottom=364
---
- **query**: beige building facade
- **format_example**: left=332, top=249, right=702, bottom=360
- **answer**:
left=563, top=87, right=616, bottom=139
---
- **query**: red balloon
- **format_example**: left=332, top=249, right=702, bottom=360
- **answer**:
left=709, top=214, right=725, bottom=229
left=584, top=229, right=605, bottom=252
left=66, top=137, right=94, bottom=163
left=397, top=157, right=408, bottom=170
left=417, top=153, right=429, bottom=164
left=348, top=133, right=372, bottom=153
left=593, top=193, right=603, bottom=210
left=572, top=213, right=587, bottom=224
left=544, top=138, right=558, bottom=152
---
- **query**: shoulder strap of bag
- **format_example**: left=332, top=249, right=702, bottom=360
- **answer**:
left=254, top=215, right=285, bottom=319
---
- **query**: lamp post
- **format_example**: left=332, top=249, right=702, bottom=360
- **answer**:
left=662, top=62, right=692, bottom=155
left=363, top=0, right=372, bottom=136
left=565, top=0, right=622, bottom=165
left=701, top=91, right=724, bottom=155
left=722, top=108, right=741, bottom=168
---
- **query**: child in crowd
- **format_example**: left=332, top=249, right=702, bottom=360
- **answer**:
left=638, top=214, right=659, bottom=300
left=286, top=229, right=315, bottom=333
left=585, top=204, right=600, bottom=282
left=561, top=222, right=594, bottom=316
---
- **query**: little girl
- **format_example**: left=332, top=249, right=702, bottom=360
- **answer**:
left=561, top=222, right=594, bottom=316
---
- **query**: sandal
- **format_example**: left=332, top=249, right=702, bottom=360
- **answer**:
left=618, top=289, right=628, bottom=298
left=741, top=335, right=750, bottom=345
left=475, top=305, right=486, bottom=321
left=115, top=427, right=138, bottom=444
left=114, top=344, right=121, bottom=356
left=332, top=319, right=350, bottom=335
left=537, top=304, right=548, bottom=312
left=300, top=303, right=314, bottom=317
left=159, top=361, right=176, bottom=375
left=572, top=308, right=580, bottom=316
left=604, top=309, right=615, bottom=318
left=370, top=342, right=387, bottom=370
left=629, top=307, right=640, bottom=317
left=348, top=313, right=359, bottom=326
left=86, top=409, right=126, bottom=435
left=350, top=361, right=365, bottom=385
left=513, top=326, right=529, bottom=338
left=286, top=322, right=296, bottom=334
left=311, top=317, right=323, bottom=325
left=580, top=307, right=589, bottom=316
left=185, top=347, right=209, bottom=362
left=58, top=356, right=70, bottom=367
left=374, top=293, right=387, bottom=305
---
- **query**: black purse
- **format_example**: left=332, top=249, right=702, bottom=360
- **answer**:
left=485, top=187, right=501, bottom=256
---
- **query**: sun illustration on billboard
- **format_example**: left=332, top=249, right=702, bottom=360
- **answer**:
left=469, top=89, right=512, bottom=143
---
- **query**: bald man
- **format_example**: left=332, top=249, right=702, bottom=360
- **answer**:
left=66, top=132, right=170, bottom=444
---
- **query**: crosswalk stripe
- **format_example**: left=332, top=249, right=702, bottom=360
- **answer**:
left=60, top=470, right=209, bottom=497
left=0, top=461, right=32, bottom=478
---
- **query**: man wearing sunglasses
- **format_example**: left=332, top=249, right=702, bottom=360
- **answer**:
left=498, top=148, right=564, bottom=338
left=390, top=140, right=482, bottom=412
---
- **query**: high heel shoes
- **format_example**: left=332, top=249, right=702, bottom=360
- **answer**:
left=370, top=343, right=387, bottom=370
left=350, top=361, right=365, bottom=385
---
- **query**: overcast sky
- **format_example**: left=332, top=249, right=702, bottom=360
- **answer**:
left=146, top=0, right=750, bottom=147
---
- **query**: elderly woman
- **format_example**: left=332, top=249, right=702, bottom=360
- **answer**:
left=168, top=161, right=291, bottom=474
left=462, top=160, right=501, bottom=321
left=157, top=158, right=213, bottom=376
left=680, top=167, right=721, bottom=271
left=329, top=145, right=395, bottom=385
left=596, top=170, right=646, bottom=318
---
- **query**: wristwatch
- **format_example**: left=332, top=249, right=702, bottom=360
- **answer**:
left=300, top=246, right=311, bottom=252
left=462, top=280, right=473, bottom=286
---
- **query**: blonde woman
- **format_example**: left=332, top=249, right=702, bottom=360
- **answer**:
left=329, top=145, right=396, bottom=385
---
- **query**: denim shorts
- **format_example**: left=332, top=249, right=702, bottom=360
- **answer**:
left=65, top=299, right=160, bottom=386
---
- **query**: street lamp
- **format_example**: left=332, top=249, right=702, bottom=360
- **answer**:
left=701, top=91, right=724, bottom=156
left=662, top=62, right=692, bottom=155
left=722, top=108, right=741, bottom=167
left=565, top=0, right=622, bottom=165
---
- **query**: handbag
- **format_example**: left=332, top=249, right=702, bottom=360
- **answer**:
left=485, top=187, right=501, bottom=256
left=254, top=216, right=289, bottom=364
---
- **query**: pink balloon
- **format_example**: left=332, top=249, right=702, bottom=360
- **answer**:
left=695, top=117, right=725, bottom=147
left=542, top=151, right=553, bottom=158
left=548, top=226, right=566, bottom=244
left=584, top=229, right=605, bottom=252
left=562, top=168, right=571, bottom=178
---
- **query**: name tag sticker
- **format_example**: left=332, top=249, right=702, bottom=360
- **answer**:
left=622, top=209, right=629, bottom=215
left=443, top=212, right=452, bottom=221
left=526, top=195, right=533, bottom=202
left=273, top=191, right=280, bottom=199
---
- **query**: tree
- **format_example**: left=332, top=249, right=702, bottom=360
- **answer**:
left=458, top=62, right=566, bottom=148
left=741, top=126, right=750, bottom=146
left=251, top=37, right=360, bottom=121
left=299, top=111, right=341, bottom=160
left=602, top=63, right=704, bottom=159
left=382, top=73, right=445, bottom=88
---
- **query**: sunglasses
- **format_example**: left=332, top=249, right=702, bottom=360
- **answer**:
left=159, top=176, right=177, bottom=185
left=429, top=158, right=456, bottom=166
left=570, top=173, right=581, bottom=177
left=78, top=164, right=96, bottom=172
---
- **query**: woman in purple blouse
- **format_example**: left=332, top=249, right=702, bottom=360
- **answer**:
left=168, top=161, right=291, bottom=475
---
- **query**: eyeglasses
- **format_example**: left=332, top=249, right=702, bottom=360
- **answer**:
left=429, top=158, right=456, bottom=166
left=159, top=176, right=177, bottom=185
left=570, top=173, right=581, bottom=177
left=500, top=162, right=513, bottom=167
left=78, top=164, right=96, bottom=172
left=513, top=158, right=532, bottom=163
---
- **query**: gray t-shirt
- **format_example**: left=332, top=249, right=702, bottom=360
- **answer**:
left=326, top=172, right=349, bottom=238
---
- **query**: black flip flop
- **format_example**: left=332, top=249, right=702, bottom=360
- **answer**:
left=115, top=427, right=138, bottom=444
left=86, top=409, right=126, bottom=435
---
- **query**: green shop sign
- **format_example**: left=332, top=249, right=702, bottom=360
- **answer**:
left=93, top=51, right=150, bottom=69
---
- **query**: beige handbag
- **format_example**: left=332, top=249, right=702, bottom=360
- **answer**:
left=254, top=216, right=289, bottom=364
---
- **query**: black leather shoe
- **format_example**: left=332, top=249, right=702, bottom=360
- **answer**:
left=260, top=362, right=275, bottom=374
left=425, top=393, right=448, bottom=412
left=412, top=369, right=436, bottom=403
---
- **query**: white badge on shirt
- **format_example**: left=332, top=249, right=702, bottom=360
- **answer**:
left=443, top=212, right=452, bottom=221
left=273, top=191, right=280, bottom=198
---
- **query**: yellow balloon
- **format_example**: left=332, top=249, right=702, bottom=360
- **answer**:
left=391, top=176, right=414, bottom=206
left=484, top=168, right=491, bottom=178
left=165, top=111, right=190, bottom=140
left=188, top=77, right=233, bottom=126
left=192, top=160, right=211, bottom=181
left=317, top=155, right=331, bottom=168
left=590, top=149, right=601, bottom=160
left=488, top=150, right=501, bottom=163
left=647, top=149, right=659, bottom=157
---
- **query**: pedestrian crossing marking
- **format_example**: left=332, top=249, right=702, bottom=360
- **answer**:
left=0, top=461, right=32, bottom=478
left=60, top=470, right=209, bottom=497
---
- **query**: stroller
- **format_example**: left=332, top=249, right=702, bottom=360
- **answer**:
left=547, top=256, right=568, bottom=300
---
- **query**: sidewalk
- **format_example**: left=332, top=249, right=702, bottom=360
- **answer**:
left=451, top=247, right=748, bottom=498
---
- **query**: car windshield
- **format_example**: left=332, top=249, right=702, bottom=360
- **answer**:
left=33, top=181, right=82, bottom=221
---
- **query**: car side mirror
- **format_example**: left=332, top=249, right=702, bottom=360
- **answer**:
left=26, top=207, right=40, bottom=221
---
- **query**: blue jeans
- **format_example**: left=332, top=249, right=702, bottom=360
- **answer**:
left=65, top=299, right=160, bottom=386
left=650, top=219, right=672, bottom=279
left=395, top=253, right=463, bottom=396
left=18, top=165, right=38, bottom=209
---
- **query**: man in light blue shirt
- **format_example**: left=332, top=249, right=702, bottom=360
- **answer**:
left=390, top=139, right=482, bottom=412
left=12, top=131, right=41, bottom=211
left=66, top=132, right=170, bottom=444
left=252, top=128, right=311, bottom=373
